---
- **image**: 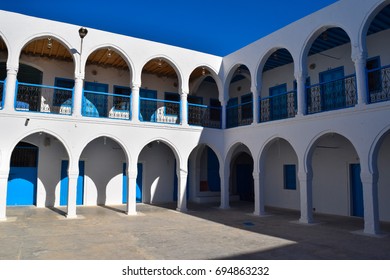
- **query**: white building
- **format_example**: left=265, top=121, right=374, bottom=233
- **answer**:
left=0, top=0, right=389, bottom=236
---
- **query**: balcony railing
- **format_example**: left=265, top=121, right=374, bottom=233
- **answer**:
left=139, top=97, right=180, bottom=124
left=188, top=103, right=222, bottom=129
left=226, top=101, right=253, bottom=128
left=15, top=82, right=73, bottom=115
left=0, top=80, right=5, bottom=109
left=367, top=64, right=390, bottom=104
left=260, top=90, right=296, bottom=122
left=82, top=90, right=131, bottom=120
left=306, top=74, right=356, bottom=114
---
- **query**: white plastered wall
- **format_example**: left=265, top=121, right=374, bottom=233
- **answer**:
left=378, top=132, right=390, bottom=222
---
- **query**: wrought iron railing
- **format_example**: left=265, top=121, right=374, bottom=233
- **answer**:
left=188, top=103, right=222, bottom=129
left=306, top=74, right=356, bottom=114
left=367, top=64, right=390, bottom=104
left=0, top=80, right=5, bottom=109
left=82, top=90, right=131, bottom=120
left=260, top=90, right=296, bottom=122
left=226, top=101, right=253, bottom=128
left=139, top=97, right=180, bottom=124
left=15, top=82, right=74, bottom=115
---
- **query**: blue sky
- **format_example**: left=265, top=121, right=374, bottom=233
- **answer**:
left=0, top=0, right=338, bottom=56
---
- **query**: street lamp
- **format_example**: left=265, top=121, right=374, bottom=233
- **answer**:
left=78, top=27, right=88, bottom=74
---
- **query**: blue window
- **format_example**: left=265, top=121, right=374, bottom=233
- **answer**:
left=165, top=92, right=180, bottom=116
left=241, top=93, right=253, bottom=120
left=113, top=85, right=131, bottom=110
left=284, top=164, right=296, bottom=190
left=319, top=66, right=345, bottom=111
left=269, top=83, right=287, bottom=120
left=366, top=57, right=381, bottom=94
left=54, top=77, right=74, bottom=106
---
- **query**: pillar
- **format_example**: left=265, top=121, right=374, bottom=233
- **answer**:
left=298, top=170, right=313, bottom=224
left=352, top=52, right=368, bottom=106
left=220, top=163, right=230, bottom=209
left=294, top=71, right=307, bottom=116
left=0, top=171, right=9, bottom=220
left=176, top=169, right=188, bottom=212
left=253, top=170, right=265, bottom=216
left=66, top=171, right=79, bottom=218
left=72, top=76, right=84, bottom=117
left=3, top=67, right=18, bottom=113
left=180, top=90, right=188, bottom=126
left=126, top=169, right=137, bottom=215
left=131, top=84, right=140, bottom=123
left=361, top=171, right=379, bottom=235
left=251, top=86, right=260, bottom=124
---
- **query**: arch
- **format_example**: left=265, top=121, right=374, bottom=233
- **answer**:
left=223, top=63, right=252, bottom=97
left=258, top=135, right=297, bottom=169
left=189, top=65, right=221, bottom=95
left=306, top=132, right=362, bottom=217
left=369, top=125, right=390, bottom=174
left=255, top=46, right=295, bottom=83
left=299, top=24, right=353, bottom=74
left=140, top=55, right=184, bottom=90
left=359, top=1, right=390, bottom=55
left=84, top=44, right=135, bottom=83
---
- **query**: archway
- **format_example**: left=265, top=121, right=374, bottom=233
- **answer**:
left=305, top=27, right=354, bottom=114
left=309, top=133, right=361, bottom=217
left=376, top=130, right=390, bottom=222
left=138, top=140, right=179, bottom=205
left=227, top=65, right=252, bottom=128
left=79, top=136, right=128, bottom=206
left=262, top=138, right=299, bottom=210
left=83, top=47, right=131, bottom=119
left=188, top=67, right=221, bottom=128
left=140, top=58, right=181, bottom=124
left=188, top=144, right=221, bottom=203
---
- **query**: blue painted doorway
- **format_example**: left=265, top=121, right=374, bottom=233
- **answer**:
left=60, top=160, right=85, bottom=206
left=319, top=67, right=345, bottom=111
left=269, top=83, right=287, bottom=120
left=236, top=164, right=254, bottom=202
left=7, top=143, right=39, bottom=206
left=122, top=163, right=143, bottom=203
left=350, top=163, right=364, bottom=217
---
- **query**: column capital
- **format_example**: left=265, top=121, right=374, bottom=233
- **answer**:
left=351, top=51, right=368, bottom=64
left=6, top=67, right=18, bottom=75
left=74, top=73, right=85, bottom=80
left=131, top=83, right=141, bottom=90
left=294, top=70, right=307, bottom=80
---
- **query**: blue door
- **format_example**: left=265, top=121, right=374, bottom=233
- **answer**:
left=236, top=164, right=254, bottom=202
left=140, top=89, right=157, bottom=121
left=350, top=164, right=364, bottom=217
left=122, top=163, right=143, bottom=203
left=269, top=83, right=287, bottom=120
left=227, top=97, right=238, bottom=128
left=7, top=143, right=38, bottom=206
left=207, top=147, right=221, bottom=192
left=84, top=81, right=109, bottom=117
left=60, top=161, right=85, bottom=206
left=319, top=67, right=345, bottom=111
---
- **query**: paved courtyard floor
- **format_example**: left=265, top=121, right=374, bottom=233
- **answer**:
left=0, top=202, right=389, bottom=260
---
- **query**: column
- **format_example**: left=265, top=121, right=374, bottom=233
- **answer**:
left=131, top=84, right=140, bottom=123
left=352, top=52, right=368, bottom=106
left=180, top=90, right=189, bottom=126
left=251, top=86, right=260, bottom=124
left=72, top=76, right=84, bottom=117
left=176, top=169, right=188, bottom=212
left=0, top=171, right=9, bottom=220
left=294, top=71, right=307, bottom=116
left=66, top=171, right=79, bottom=218
left=126, top=169, right=137, bottom=215
left=219, top=164, right=230, bottom=209
left=253, top=170, right=266, bottom=216
left=361, top=171, right=379, bottom=235
left=3, top=67, right=18, bottom=113
left=298, top=170, right=313, bottom=224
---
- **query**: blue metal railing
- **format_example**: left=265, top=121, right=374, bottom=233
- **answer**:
left=226, top=101, right=253, bottom=128
left=260, top=90, right=296, bottom=122
left=0, top=80, right=5, bottom=109
left=367, top=64, right=390, bottom=104
left=82, top=90, right=131, bottom=120
left=139, top=97, right=180, bottom=124
left=188, top=103, right=222, bottom=129
left=306, top=74, right=356, bottom=114
left=15, top=82, right=74, bottom=115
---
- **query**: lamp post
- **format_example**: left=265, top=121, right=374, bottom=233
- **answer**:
left=78, top=27, right=88, bottom=73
